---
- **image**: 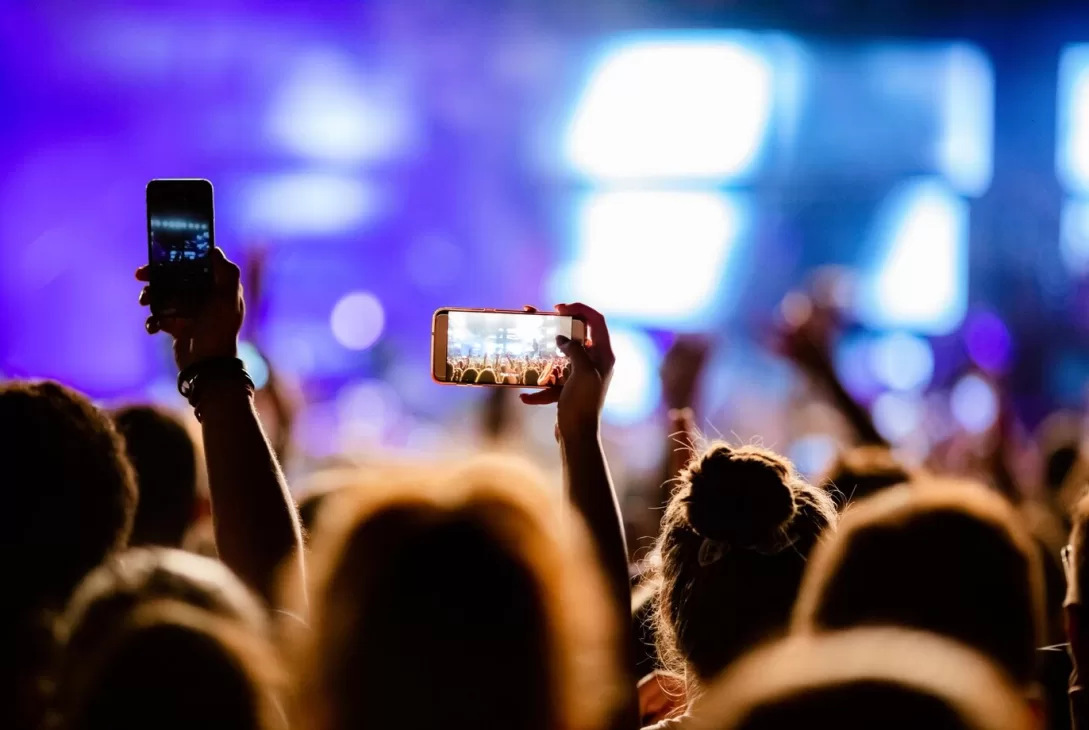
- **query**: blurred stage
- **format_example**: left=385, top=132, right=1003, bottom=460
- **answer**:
left=3, top=0, right=1089, bottom=481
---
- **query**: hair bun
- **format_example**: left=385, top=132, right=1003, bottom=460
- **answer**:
left=684, top=446, right=798, bottom=545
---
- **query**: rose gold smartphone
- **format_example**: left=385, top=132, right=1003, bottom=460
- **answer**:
left=431, top=308, right=587, bottom=387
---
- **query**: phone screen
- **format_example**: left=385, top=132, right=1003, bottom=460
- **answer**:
left=435, top=310, right=577, bottom=386
left=146, top=179, right=215, bottom=317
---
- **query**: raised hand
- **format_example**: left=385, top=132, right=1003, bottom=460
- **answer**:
left=661, top=335, right=711, bottom=411
left=520, top=303, right=615, bottom=436
left=137, top=248, right=243, bottom=371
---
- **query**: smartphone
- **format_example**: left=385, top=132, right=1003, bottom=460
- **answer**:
left=432, top=308, right=586, bottom=387
left=146, top=179, right=215, bottom=318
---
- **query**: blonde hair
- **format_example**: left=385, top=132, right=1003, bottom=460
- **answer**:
left=688, top=628, right=1034, bottom=730
left=792, top=480, right=1045, bottom=687
left=284, top=455, right=620, bottom=730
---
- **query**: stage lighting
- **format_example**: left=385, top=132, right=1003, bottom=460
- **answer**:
left=1058, top=45, right=1089, bottom=193
left=551, top=190, right=745, bottom=327
left=330, top=291, right=385, bottom=351
left=1061, top=199, right=1089, bottom=275
left=242, top=172, right=378, bottom=236
left=268, top=51, right=411, bottom=164
left=565, top=35, right=773, bottom=181
left=859, top=178, right=968, bottom=335
left=788, top=433, right=838, bottom=478
left=938, top=44, right=994, bottom=196
left=603, top=327, right=661, bottom=426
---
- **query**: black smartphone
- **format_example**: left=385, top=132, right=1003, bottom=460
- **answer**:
left=146, top=179, right=215, bottom=318
left=431, top=308, right=586, bottom=387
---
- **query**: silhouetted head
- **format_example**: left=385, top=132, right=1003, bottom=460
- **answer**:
left=793, top=480, right=1044, bottom=688
left=475, top=368, right=497, bottom=385
left=286, top=456, right=620, bottom=730
left=0, top=381, right=136, bottom=728
left=524, top=368, right=540, bottom=387
left=652, top=443, right=838, bottom=683
left=112, top=406, right=198, bottom=548
left=60, top=601, right=284, bottom=730
left=688, top=629, right=1033, bottom=730
left=821, top=445, right=913, bottom=504
left=57, top=546, right=269, bottom=695
left=460, top=368, right=479, bottom=383
left=0, top=381, right=137, bottom=611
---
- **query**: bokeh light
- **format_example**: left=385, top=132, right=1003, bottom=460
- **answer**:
left=330, top=291, right=385, bottom=351
left=871, top=391, right=924, bottom=443
left=868, top=331, right=935, bottom=392
left=950, top=374, right=999, bottom=434
left=237, top=341, right=270, bottom=390
left=603, top=327, right=661, bottom=425
left=963, top=311, right=1012, bottom=373
left=566, top=35, right=773, bottom=181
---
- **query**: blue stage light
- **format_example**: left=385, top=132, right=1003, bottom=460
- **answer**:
left=869, top=331, right=935, bottom=392
left=1058, top=45, right=1089, bottom=193
left=330, top=291, right=385, bottom=351
left=242, top=172, right=379, bottom=236
left=565, top=35, right=773, bottom=181
left=859, top=178, right=968, bottom=335
left=603, top=327, right=661, bottom=426
left=550, top=190, right=746, bottom=328
left=937, top=44, right=994, bottom=196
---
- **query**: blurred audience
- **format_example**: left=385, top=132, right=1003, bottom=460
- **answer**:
left=112, top=405, right=200, bottom=548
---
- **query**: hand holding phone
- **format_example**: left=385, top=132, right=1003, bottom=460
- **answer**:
left=431, top=308, right=586, bottom=388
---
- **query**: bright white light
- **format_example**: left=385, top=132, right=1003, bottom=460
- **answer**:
left=938, top=44, right=993, bottom=196
left=552, top=191, right=744, bottom=328
left=1058, top=45, right=1089, bottom=193
left=868, top=332, right=935, bottom=392
left=871, top=392, right=924, bottom=443
left=859, top=178, right=968, bottom=335
left=330, top=291, right=385, bottom=351
left=1061, top=199, right=1089, bottom=275
left=603, top=327, right=661, bottom=426
left=237, top=341, right=270, bottom=390
left=950, top=374, right=998, bottom=434
left=566, top=36, right=773, bottom=180
left=243, top=173, right=378, bottom=236
left=269, top=51, right=411, bottom=164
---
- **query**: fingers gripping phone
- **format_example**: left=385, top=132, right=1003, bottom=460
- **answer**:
left=432, top=308, right=586, bottom=387
left=146, top=179, right=215, bottom=318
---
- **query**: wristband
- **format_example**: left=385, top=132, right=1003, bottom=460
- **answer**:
left=177, top=357, right=255, bottom=420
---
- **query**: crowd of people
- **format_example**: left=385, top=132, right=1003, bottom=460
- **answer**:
left=447, top=353, right=571, bottom=386
left=4, top=244, right=1089, bottom=730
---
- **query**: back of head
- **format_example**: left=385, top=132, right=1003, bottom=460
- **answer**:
left=0, top=381, right=136, bottom=729
left=289, top=456, right=619, bottom=730
left=0, top=381, right=137, bottom=610
left=653, top=443, right=838, bottom=681
left=64, top=601, right=283, bottom=730
left=793, top=480, right=1044, bottom=687
left=822, top=445, right=913, bottom=504
left=688, top=629, right=1034, bottom=730
left=476, top=368, right=497, bottom=384
left=58, top=546, right=269, bottom=693
left=112, top=405, right=198, bottom=547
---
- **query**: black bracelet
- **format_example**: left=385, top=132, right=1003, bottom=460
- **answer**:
left=177, top=357, right=255, bottom=417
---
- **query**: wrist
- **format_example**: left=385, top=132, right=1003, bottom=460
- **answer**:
left=558, top=416, right=601, bottom=447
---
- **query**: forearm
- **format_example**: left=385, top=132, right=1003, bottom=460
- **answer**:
left=560, top=424, right=640, bottom=730
left=809, top=358, right=886, bottom=447
left=199, top=382, right=305, bottom=607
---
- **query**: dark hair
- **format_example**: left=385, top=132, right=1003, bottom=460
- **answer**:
left=112, top=406, right=198, bottom=548
left=821, top=445, right=913, bottom=505
left=689, top=629, right=1033, bottom=730
left=62, top=601, right=283, bottom=730
left=652, top=443, right=838, bottom=682
left=523, top=368, right=540, bottom=387
left=460, top=368, right=479, bottom=384
left=793, top=480, right=1044, bottom=687
left=0, top=381, right=137, bottom=610
left=475, top=369, right=497, bottom=385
